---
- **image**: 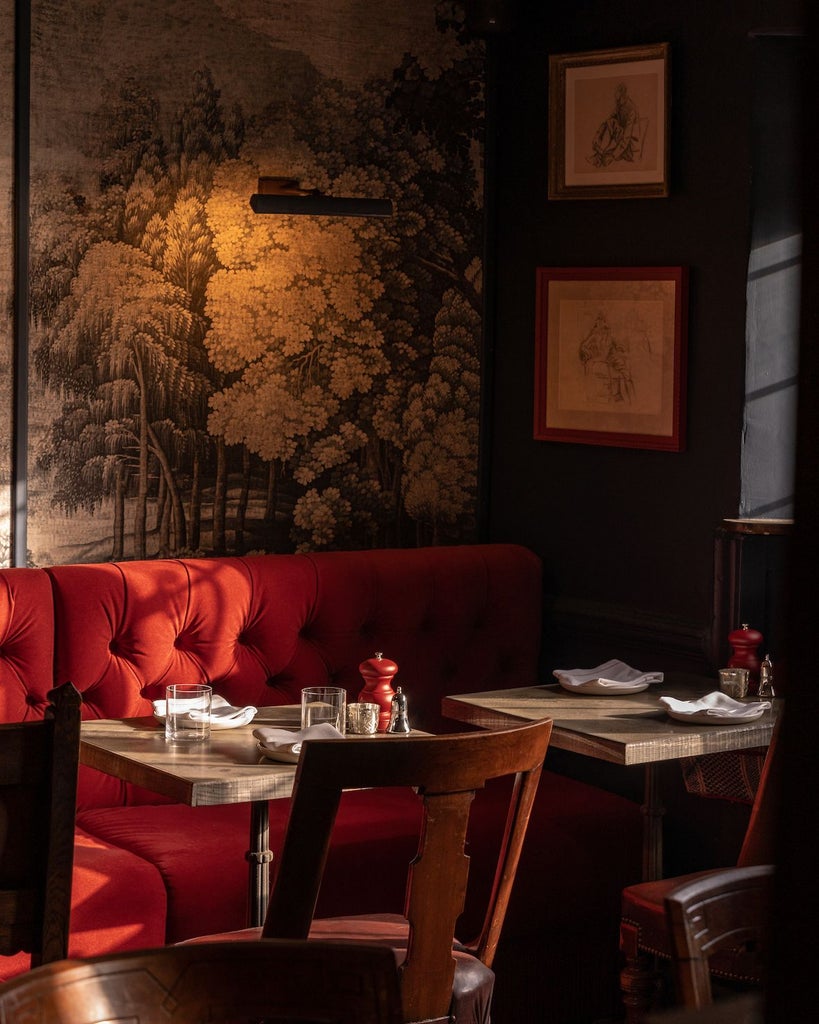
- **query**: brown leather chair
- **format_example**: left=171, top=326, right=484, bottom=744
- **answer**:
left=0, top=681, right=81, bottom=969
left=187, top=720, right=553, bottom=1024
left=665, top=863, right=773, bottom=1010
left=0, top=939, right=402, bottom=1024
left=619, top=718, right=781, bottom=1022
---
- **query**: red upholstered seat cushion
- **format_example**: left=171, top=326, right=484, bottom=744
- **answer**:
left=0, top=827, right=167, bottom=982
left=77, top=789, right=425, bottom=942
left=621, top=868, right=728, bottom=957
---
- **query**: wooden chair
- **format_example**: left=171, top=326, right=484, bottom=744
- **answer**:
left=664, top=863, right=774, bottom=1010
left=619, top=718, right=781, bottom=1023
left=189, top=720, right=553, bottom=1024
left=0, top=939, right=403, bottom=1024
left=0, top=681, right=82, bottom=969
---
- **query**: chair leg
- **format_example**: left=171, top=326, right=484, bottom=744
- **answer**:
left=619, top=922, right=662, bottom=1024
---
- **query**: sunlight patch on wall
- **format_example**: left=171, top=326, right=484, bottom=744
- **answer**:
left=741, top=232, right=800, bottom=518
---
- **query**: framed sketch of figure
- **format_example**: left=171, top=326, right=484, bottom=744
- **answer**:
left=549, top=43, right=670, bottom=200
left=534, top=266, right=687, bottom=451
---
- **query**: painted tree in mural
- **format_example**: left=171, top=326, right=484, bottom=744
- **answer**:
left=34, top=70, right=240, bottom=560
left=41, top=243, right=209, bottom=557
left=204, top=8, right=484, bottom=551
left=402, top=290, right=481, bottom=543
left=205, top=155, right=396, bottom=550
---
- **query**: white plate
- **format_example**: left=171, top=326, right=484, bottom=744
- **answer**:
left=660, top=691, right=771, bottom=725
left=553, top=659, right=663, bottom=695
left=558, top=678, right=651, bottom=695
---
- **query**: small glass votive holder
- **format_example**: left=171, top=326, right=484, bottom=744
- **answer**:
left=718, top=667, right=749, bottom=700
left=346, top=702, right=380, bottom=735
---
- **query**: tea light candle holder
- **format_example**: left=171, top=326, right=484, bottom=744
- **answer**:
left=718, top=667, right=750, bottom=700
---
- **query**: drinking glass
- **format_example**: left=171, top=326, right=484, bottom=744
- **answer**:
left=165, top=683, right=212, bottom=742
left=301, top=686, right=346, bottom=734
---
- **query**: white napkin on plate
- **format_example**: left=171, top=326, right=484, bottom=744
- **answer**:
left=553, top=659, right=664, bottom=690
left=660, top=691, right=772, bottom=720
left=152, top=694, right=258, bottom=729
left=253, top=722, right=344, bottom=763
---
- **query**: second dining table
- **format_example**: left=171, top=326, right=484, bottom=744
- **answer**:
left=442, top=672, right=779, bottom=881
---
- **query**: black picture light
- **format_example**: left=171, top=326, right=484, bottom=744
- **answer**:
left=250, top=177, right=393, bottom=218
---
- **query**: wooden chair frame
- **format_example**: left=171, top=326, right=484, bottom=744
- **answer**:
left=0, top=939, right=402, bottom=1024
left=260, top=720, right=553, bottom=1023
left=0, top=681, right=81, bottom=968
left=620, top=719, right=781, bottom=1022
left=665, top=863, right=774, bottom=1009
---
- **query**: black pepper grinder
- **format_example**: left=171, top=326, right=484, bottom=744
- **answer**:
left=387, top=686, right=410, bottom=733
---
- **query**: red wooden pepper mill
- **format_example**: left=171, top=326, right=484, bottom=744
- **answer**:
left=357, top=652, right=398, bottom=733
left=727, top=623, right=764, bottom=695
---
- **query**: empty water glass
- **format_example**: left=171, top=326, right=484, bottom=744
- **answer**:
left=165, top=683, right=212, bottom=742
left=301, top=686, right=346, bottom=735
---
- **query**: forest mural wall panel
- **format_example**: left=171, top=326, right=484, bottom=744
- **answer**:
left=15, top=0, right=484, bottom=566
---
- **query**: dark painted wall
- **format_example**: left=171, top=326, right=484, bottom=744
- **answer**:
left=486, top=0, right=803, bottom=676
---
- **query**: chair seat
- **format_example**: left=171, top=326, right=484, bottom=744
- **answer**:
left=184, top=913, right=495, bottom=1024
left=622, top=870, right=716, bottom=956
left=622, top=868, right=764, bottom=983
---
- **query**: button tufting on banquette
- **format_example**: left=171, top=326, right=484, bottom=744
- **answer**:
left=1, top=544, right=641, bottom=1019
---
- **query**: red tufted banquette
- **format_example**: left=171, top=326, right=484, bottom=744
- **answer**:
left=0, top=544, right=640, bottom=1018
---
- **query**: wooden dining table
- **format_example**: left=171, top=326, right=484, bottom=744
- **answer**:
left=442, top=673, right=779, bottom=881
left=80, top=706, right=428, bottom=927
left=80, top=705, right=304, bottom=927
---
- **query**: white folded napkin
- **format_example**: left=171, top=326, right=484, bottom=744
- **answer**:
left=660, top=691, right=772, bottom=721
left=152, top=694, right=258, bottom=729
left=253, top=722, right=344, bottom=763
left=553, top=658, right=664, bottom=691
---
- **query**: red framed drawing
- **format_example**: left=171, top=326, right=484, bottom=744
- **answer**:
left=534, top=266, right=688, bottom=451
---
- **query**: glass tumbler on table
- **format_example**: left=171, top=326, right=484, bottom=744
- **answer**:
left=165, top=683, right=212, bottom=742
left=301, top=686, right=347, bottom=734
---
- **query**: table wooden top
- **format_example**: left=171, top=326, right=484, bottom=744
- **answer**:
left=80, top=706, right=429, bottom=807
left=442, top=674, right=779, bottom=766
left=80, top=706, right=305, bottom=807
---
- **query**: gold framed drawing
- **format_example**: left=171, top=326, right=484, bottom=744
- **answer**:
left=534, top=266, right=687, bottom=451
left=548, top=43, right=670, bottom=200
